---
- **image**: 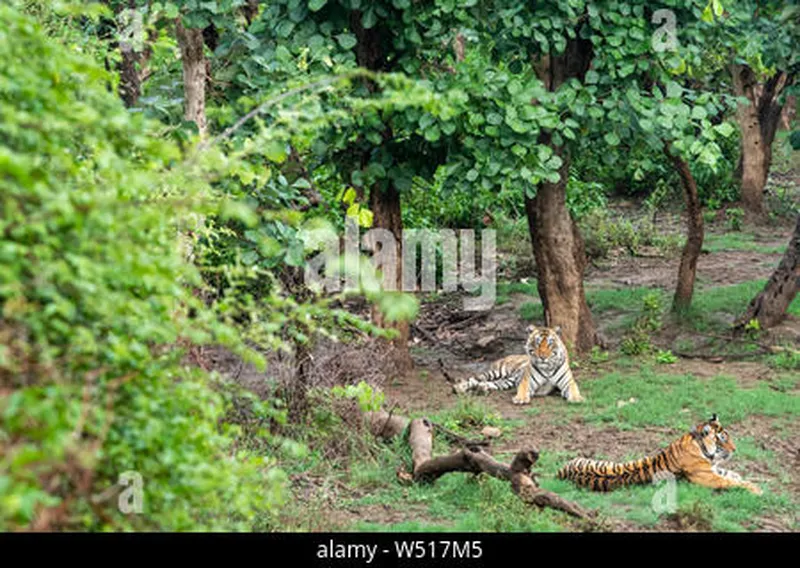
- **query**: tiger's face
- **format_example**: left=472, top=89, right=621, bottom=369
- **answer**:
left=524, top=325, right=565, bottom=373
left=692, top=414, right=736, bottom=464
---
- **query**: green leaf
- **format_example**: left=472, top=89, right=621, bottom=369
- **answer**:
left=362, top=8, right=377, bottom=29
left=424, top=125, right=441, bottom=142
left=358, top=208, right=374, bottom=228
left=308, top=0, right=328, bottom=11
left=691, top=106, right=707, bottom=120
left=342, top=187, right=357, bottom=205
left=265, top=140, right=288, bottom=163
left=336, top=33, right=357, bottom=50
left=604, top=132, right=620, bottom=146
left=713, top=122, right=735, bottom=138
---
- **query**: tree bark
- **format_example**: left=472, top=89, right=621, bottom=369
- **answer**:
left=525, top=149, right=595, bottom=354
left=665, top=144, right=704, bottom=312
left=730, top=64, right=791, bottom=218
left=734, top=214, right=800, bottom=332
left=526, top=36, right=596, bottom=355
left=368, top=180, right=414, bottom=372
left=175, top=18, right=207, bottom=138
left=109, top=1, right=155, bottom=108
left=350, top=11, right=413, bottom=371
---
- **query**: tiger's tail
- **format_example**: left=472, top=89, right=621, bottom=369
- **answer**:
left=557, top=452, right=673, bottom=492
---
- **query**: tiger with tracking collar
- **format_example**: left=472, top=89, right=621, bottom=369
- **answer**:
left=557, top=414, right=762, bottom=494
left=451, top=325, right=584, bottom=404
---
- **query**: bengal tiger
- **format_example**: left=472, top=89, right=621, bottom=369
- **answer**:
left=557, top=414, right=762, bottom=494
left=451, top=325, right=584, bottom=404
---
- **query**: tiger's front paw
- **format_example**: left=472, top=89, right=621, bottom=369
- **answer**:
left=568, top=393, right=585, bottom=403
left=512, top=395, right=530, bottom=405
left=452, top=382, right=468, bottom=395
left=747, top=483, right=763, bottom=496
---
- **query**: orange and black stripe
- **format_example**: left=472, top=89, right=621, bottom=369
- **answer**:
left=557, top=439, right=686, bottom=492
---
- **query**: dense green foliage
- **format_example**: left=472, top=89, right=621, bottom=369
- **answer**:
left=0, top=5, right=281, bottom=530
left=1, top=0, right=797, bottom=533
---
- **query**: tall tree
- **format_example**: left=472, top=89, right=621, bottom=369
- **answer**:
left=709, top=2, right=799, bottom=218
left=175, top=16, right=207, bottom=137
left=526, top=38, right=595, bottom=352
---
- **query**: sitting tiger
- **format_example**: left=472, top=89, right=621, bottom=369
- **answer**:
left=557, top=414, right=762, bottom=494
left=451, top=325, right=584, bottom=404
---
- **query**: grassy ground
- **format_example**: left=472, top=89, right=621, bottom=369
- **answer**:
left=271, top=177, right=799, bottom=533
left=276, top=355, right=798, bottom=532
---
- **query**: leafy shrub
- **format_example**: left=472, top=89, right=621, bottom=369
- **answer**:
left=579, top=209, right=680, bottom=260
left=620, top=293, right=664, bottom=356
left=726, top=207, right=744, bottom=231
left=0, top=6, right=281, bottom=531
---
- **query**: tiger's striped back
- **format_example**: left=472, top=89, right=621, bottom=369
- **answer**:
left=557, top=450, right=679, bottom=492
left=451, top=355, right=529, bottom=394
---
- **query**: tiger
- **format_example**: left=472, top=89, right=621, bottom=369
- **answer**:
left=451, top=325, right=584, bottom=404
left=557, top=413, right=762, bottom=495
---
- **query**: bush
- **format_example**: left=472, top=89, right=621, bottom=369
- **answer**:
left=578, top=209, right=681, bottom=260
left=0, top=6, right=282, bottom=531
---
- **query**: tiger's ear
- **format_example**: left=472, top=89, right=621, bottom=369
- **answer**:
left=554, top=325, right=562, bottom=337
left=526, top=325, right=535, bottom=333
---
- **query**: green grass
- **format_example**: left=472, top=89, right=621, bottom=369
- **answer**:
left=561, top=367, right=800, bottom=429
left=703, top=232, right=785, bottom=254
left=529, top=372, right=799, bottom=532
left=586, top=286, right=668, bottom=315
left=426, top=397, right=524, bottom=437
left=683, top=280, right=800, bottom=332
left=348, top=471, right=572, bottom=532
left=519, top=301, right=544, bottom=321
left=497, top=280, right=538, bottom=305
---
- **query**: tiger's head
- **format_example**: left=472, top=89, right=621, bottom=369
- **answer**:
left=524, top=325, right=565, bottom=372
left=690, top=413, right=736, bottom=464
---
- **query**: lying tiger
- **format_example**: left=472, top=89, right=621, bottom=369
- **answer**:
left=451, top=325, right=584, bottom=404
left=557, top=414, right=762, bottom=494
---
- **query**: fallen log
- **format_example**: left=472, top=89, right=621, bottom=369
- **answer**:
left=372, top=414, right=594, bottom=522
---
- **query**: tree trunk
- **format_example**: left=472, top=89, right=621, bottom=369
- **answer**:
left=175, top=18, right=207, bottom=137
left=110, top=1, right=155, bottom=108
left=526, top=37, right=596, bottom=354
left=780, top=95, right=797, bottom=131
left=369, top=180, right=414, bottom=372
left=350, top=12, right=412, bottom=371
left=525, top=148, right=595, bottom=354
left=730, top=64, right=791, bottom=219
left=118, top=44, right=143, bottom=107
left=734, top=214, right=800, bottom=332
left=666, top=145, right=704, bottom=312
